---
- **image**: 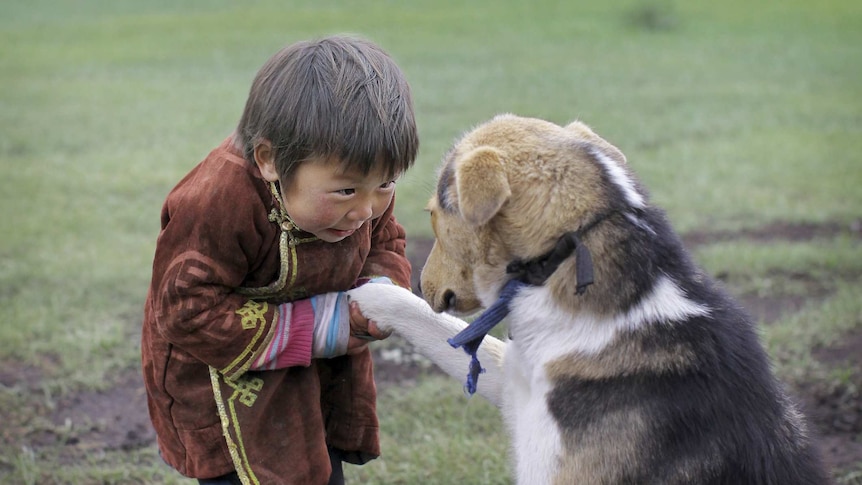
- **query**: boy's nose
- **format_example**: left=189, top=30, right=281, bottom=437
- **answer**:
left=350, top=200, right=373, bottom=222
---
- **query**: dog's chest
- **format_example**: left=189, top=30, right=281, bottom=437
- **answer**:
left=502, top=342, right=563, bottom=484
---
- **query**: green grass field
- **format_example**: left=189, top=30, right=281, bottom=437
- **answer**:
left=1, top=0, right=860, bottom=483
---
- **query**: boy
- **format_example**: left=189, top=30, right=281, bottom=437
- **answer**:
left=141, top=35, right=418, bottom=485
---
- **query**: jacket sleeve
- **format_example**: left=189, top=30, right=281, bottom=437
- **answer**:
left=361, top=194, right=412, bottom=289
left=249, top=292, right=353, bottom=370
left=149, top=172, right=283, bottom=382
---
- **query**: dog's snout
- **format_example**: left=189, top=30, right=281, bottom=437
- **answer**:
left=442, top=289, right=456, bottom=311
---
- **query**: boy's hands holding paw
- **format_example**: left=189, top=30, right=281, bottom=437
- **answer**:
left=347, top=279, right=433, bottom=346
left=346, top=277, right=394, bottom=355
left=346, top=302, right=391, bottom=354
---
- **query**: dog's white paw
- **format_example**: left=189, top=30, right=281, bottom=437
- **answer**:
left=346, top=283, right=430, bottom=334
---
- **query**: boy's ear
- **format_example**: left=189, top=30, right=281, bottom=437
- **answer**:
left=455, top=146, right=510, bottom=226
left=253, top=140, right=280, bottom=182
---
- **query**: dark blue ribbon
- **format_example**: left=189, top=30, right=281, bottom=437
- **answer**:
left=446, top=220, right=606, bottom=395
left=447, top=279, right=525, bottom=395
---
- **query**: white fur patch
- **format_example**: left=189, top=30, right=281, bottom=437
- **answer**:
left=501, top=355, right=561, bottom=484
left=624, top=212, right=656, bottom=236
left=626, top=276, right=711, bottom=326
left=507, top=275, right=710, bottom=361
left=590, top=147, right=645, bottom=209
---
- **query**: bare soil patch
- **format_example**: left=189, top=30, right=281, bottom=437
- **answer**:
left=808, top=329, right=862, bottom=477
left=680, top=219, right=862, bottom=247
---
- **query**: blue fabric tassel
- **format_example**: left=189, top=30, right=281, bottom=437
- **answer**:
left=448, top=279, right=525, bottom=395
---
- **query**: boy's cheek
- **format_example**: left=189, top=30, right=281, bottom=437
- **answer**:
left=372, top=194, right=395, bottom=218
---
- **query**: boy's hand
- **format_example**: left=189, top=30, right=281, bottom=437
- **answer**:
left=346, top=301, right=392, bottom=355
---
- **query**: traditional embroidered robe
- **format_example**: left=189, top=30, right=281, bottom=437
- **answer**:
left=141, top=138, right=411, bottom=483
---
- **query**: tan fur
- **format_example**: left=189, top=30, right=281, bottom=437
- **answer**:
left=544, top=329, right=699, bottom=382
left=554, top=407, right=654, bottom=485
left=455, top=147, right=511, bottom=226
left=564, top=120, right=628, bottom=164
left=421, top=114, right=628, bottom=316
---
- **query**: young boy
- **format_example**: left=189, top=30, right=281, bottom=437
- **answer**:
left=141, top=35, right=418, bottom=485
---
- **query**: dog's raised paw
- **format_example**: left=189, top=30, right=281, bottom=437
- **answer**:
left=347, top=283, right=426, bottom=333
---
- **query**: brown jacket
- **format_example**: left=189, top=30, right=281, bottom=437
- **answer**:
left=141, top=138, right=411, bottom=483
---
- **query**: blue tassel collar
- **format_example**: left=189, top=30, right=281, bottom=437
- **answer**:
left=447, top=218, right=606, bottom=395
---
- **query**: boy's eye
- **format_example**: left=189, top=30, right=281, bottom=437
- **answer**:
left=337, top=188, right=356, bottom=196
left=380, top=180, right=396, bottom=190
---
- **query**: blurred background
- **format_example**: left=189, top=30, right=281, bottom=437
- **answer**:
left=1, top=1, right=860, bottom=483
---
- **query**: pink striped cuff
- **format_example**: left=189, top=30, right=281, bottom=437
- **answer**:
left=277, top=300, right=314, bottom=368
left=249, top=300, right=315, bottom=370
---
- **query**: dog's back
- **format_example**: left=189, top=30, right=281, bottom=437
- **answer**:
left=544, top=206, right=828, bottom=484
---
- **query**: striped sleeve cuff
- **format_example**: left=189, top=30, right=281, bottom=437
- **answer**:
left=311, top=292, right=350, bottom=359
left=249, top=301, right=314, bottom=370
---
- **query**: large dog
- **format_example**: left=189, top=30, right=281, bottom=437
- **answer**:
left=347, top=114, right=828, bottom=484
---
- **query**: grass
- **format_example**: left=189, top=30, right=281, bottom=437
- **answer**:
left=0, top=0, right=860, bottom=483
left=348, top=377, right=510, bottom=484
left=695, top=236, right=862, bottom=295
left=764, top=283, right=862, bottom=381
left=7, top=446, right=194, bottom=485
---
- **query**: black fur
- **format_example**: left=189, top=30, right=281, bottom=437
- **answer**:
left=436, top=151, right=457, bottom=213
left=548, top=205, right=830, bottom=484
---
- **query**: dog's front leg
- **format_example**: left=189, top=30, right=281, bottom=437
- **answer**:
left=347, top=283, right=506, bottom=407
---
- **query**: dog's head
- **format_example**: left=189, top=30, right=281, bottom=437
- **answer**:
left=419, top=114, right=640, bottom=314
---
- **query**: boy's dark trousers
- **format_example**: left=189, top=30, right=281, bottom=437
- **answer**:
left=197, top=448, right=345, bottom=485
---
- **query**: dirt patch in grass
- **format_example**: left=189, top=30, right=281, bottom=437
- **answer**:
left=680, top=219, right=862, bottom=247
left=1, top=220, right=860, bottom=481
left=39, top=372, right=155, bottom=453
left=807, top=329, right=862, bottom=478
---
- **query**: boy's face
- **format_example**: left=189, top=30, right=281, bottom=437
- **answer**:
left=255, top=143, right=397, bottom=243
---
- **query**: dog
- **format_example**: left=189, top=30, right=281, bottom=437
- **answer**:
left=347, top=114, right=829, bottom=484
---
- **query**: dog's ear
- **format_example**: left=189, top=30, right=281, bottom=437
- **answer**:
left=564, top=120, right=627, bottom=164
left=455, top=146, right=511, bottom=226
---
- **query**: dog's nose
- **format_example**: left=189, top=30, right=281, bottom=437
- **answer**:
left=442, top=289, right=456, bottom=311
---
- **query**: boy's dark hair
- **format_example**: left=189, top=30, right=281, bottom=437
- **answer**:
left=235, top=35, right=418, bottom=181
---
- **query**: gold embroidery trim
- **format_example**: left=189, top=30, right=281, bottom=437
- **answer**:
left=236, top=182, right=317, bottom=300
left=210, top=366, right=259, bottom=485
left=222, top=302, right=271, bottom=381
left=211, top=182, right=319, bottom=484
left=235, top=300, right=267, bottom=329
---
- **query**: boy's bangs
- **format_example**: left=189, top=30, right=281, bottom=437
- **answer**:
left=334, top=119, right=415, bottom=181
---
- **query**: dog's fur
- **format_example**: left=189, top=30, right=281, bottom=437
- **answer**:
left=347, top=114, right=829, bottom=484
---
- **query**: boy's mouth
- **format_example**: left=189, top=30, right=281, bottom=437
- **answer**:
left=328, top=228, right=357, bottom=238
